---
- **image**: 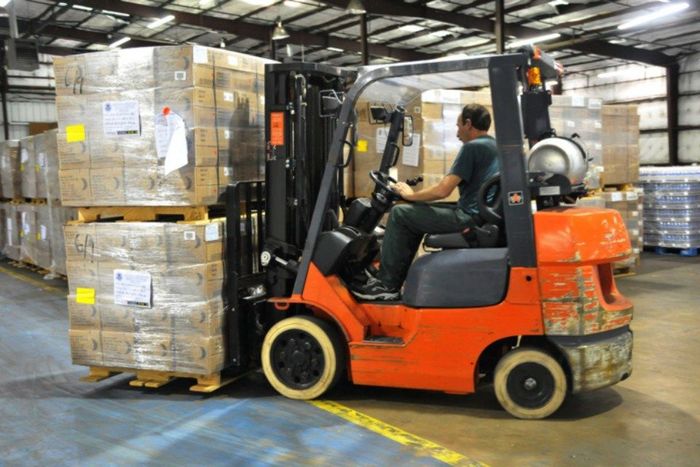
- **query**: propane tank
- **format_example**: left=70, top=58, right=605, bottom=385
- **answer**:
left=527, top=136, right=588, bottom=186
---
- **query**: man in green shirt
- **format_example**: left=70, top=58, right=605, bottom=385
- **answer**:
left=352, top=104, right=500, bottom=301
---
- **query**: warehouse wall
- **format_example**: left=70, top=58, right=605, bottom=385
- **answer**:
left=562, top=52, right=700, bottom=165
left=0, top=53, right=56, bottom=141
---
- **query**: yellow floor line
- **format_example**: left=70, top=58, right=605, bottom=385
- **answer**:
left=309, top=400, right=487, bottom=466
left=0, top=264, right=67, bottom=296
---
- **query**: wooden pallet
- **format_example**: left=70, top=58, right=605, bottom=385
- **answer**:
left=6, top=259, right=67, bottom=280
left=71, top=205, right=216, bottom=223
left=602, top=183, right=636, bottom=192
left=80, top=366, right=242, bottom=393
left=613, top=266, right=637, bottom=278
left=650, top=246, right=699, bottom=257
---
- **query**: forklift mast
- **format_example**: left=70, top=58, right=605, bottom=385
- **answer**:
left=263, top=63, right=354, bottom=298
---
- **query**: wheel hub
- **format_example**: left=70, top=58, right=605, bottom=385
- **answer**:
left=271, top=330, right=325, bottom=390
left=506, top=362, right=555, bottom=409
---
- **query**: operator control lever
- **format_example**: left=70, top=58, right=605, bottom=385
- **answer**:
left=405, top=176, right=423, bottom=187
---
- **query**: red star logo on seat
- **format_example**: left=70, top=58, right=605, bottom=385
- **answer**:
left=510, top=192, right=522, bottom=204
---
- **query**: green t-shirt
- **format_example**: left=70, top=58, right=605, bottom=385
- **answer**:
left=448, top=135, right=500, bottom=215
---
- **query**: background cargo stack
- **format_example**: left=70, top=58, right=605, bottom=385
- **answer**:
left=56, top=45, right=268, bottom=382
left=0, top=133, right=77, bottom=276
left=54, top=45, right=267, bottom=206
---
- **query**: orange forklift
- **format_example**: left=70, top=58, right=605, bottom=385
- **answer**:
left=223, top=47, right=633, bottom=419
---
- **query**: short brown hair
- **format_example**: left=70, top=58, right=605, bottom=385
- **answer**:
left=460, top=104, right=491, bottom=131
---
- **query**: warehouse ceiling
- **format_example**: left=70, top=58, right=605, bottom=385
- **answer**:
left=1, top=0, right=699, bottom=86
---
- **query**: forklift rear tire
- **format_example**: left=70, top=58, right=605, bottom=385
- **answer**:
left=494, top=347, right=567, bottom=420
left=262, top=316, right=346, bottom=400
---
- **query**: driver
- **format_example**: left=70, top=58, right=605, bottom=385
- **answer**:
left=352, top=103, right=500, bottom=301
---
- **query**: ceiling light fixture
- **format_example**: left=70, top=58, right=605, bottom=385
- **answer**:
left=346, top=0, right=366, bottom=15
left=429, top=30, right=453, bottom=38
left=220, top=39, right=226, bottom=48
left=598, top=67, right=643, bottom=79
left=284, top=0, right=302, bottom=7
left=398, top=24, right=425, bottom=33
left=147, top=14, right=175, bottom=29
left=73, top=4, right=93, bottom=11
left=328, top=47, right=344, bottom=52
left=618, top=2, right=689, bottom=30
left=102, top=9, right=130, bottom=17
left=109, top=37, right=131, bottom=48
left=272, top=17, right=290, bottom=41
left=0, top=0, right=12, bottom=6
left=508, top=33, right=561, bottom=48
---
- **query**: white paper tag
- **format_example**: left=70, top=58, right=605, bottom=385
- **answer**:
left=626, top=192, right=638, bottom=201
left=440, top=90, right=461, bottom=104
left=571, top=95, right=585, bottom=107
left=566, top=120, right=576, bottom=128
left=223, top=167, right=232, bottom=176
left=228, top=55, right=239, bottom=66
left=610, top=192, right=623, bottom=202
left=375, top=127, right=388, bottom=153
left=224, top=129, right=231, bottom=140
left=594, top=143, right=602, bottom=150
left=21, top=149, right=29, bottom=163
left=184, top=231, right=196, bottom=241
left=21, top=212, right=30, bottom=235
left=37, top=152, right=47, bottom=168
left=631, top=211, right=639, bottom=217
left=402, top=134, right=420, bottom=167
left=388, top=167, right=398, bottom=180
left=205, top=222, right=221, bottom=242
left=174, top=71, right=187, bottom=81
left=40, top=225, right=47, bottom=241
left=155, top=112, right=189, bottom=175
left=114, top=269, right=152, bottom=308
left=223, top=91, right=234, bottom=102
left=102, top=100, right=141, bottom=136
left=6, top=218, right=13, bottom=246
left=414, top=106, right=421, bottom=114
left=588, top=99, right=602, bottom=109
left=594, top=121, right=602, bottom=129
left=630, top=229, right=639, bottom=236
left=193, top=46, right=208, bottom=64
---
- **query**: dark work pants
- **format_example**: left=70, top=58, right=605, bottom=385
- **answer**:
left=377, top=203, right=472, bottom=290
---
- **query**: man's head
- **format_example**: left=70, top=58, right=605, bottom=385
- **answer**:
left=456, top=104, right=491, bottom=143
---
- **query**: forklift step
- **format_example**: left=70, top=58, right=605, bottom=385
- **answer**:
left=364, top=336, right=404, bottom=345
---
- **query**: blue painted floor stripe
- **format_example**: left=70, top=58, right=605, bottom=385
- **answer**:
left=0, top=267, right=449, bottom=466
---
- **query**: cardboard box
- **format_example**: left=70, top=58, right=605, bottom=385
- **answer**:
left=174, top=335, right=224, bottom=374
left=99, top=303, right=137, bottom=333
left=171, top=298, right=224, bottom=337
left=1, top=203, right=21, bottom=261
left=68, top=300, right=100, bottom=330
left=20, top=136, right=38, bottom=199
left=69, top=330, right=103, bottom=366
left=59, top=169, right=91, bottom=205
left=101, top=331, right=136, bottom=368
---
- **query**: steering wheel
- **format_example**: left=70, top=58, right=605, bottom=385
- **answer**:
left=369, top=170, right=398, bottom=194
left=478, top=174, right=503, bottom=224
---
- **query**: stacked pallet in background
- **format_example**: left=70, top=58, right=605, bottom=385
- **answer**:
left=54, top=45, right=268, bottom=206
left=55, top=45, right=269, bottom=389
left=0, top=135, right=77, bottom=276
left=601, top=104, right=640, bottom=186
left=639, top=166, right=700, bottom=255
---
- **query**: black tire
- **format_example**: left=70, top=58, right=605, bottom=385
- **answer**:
left=494, top=347, right=567, bottom=419
left=261, top=316, right=346, bottom=400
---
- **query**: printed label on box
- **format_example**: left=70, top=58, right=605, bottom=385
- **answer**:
left=610, top=192, right=623, bottom=202
left=174, top=71, right=187, bottom=81
left=103, top=100, right=141, bottom=136
left=66, top=124, right=86, bottom=143
left=21, top=212, right=30, bottom=235
left=6, top=218, right=13, bottom=246
left=588, top=99, right=602, bottom=109
left=205, top=222, right=222, bottom=241
left=184, top=231, right=196, bottom=241
left=193, top=46, right=208, bottom=64
left=224, top=167, right=232, bottom=176
left=40, top=224, right=47, bottom=241
left=76, top=287, right=96, bottom=305
left=375, top=127, right=388, bottom=153
left=402, top=134, right=420, bottom=167
left=566, top=120, right=575, bottom=128
left=571, top=96, right=585, bottom=107
left=594, top=121, right=602, bottom=129
left=228, top=56, right=239, bottom=66
left=155, top=112, right=189, bottom=175
left=626, top=192, right=638, bottom=201
left=224, top=129, right=231, bottom=140
left=223, top=91, right=234, bottom=102
left=21, top=149, right=28, bottom=163
left=114, top=269, right=152, bottom=308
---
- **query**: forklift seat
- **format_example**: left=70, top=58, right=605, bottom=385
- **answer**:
left=424, top=229, right=472, bottom=249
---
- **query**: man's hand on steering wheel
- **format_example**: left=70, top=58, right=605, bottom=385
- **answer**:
left=391, top=181, right=414, bottom=200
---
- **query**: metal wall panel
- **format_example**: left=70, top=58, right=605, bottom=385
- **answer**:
left=679, top=130, right=700, bottom=163
left=640, top=133, right=669, bottom=164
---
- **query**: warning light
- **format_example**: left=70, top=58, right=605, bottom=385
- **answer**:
left=162, top=106, right=171, bottom=116
left=527, top=67, right=542, bottom=86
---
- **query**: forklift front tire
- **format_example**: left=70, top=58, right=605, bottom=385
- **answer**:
left=494, top=347, right=567, bottom=420
left=262, top=316, right=345, bottom=400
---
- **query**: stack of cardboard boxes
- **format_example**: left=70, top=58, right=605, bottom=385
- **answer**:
left=601, top=105, right=640, bottom=186
left=58, top=45, right=270, bottom=376
left=55, top=45, right=268, bottom=206
left=0, top=133, right=77, bottom=276
left=66, top=220, right=226, bottom=374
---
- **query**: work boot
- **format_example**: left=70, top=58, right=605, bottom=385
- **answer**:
left=351, top=278, right=400, bottom=301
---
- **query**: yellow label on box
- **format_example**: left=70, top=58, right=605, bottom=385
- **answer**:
left=356, top=139, right=368, bottom=153
left=66, top=124, right=86, bottom=143
left=76, top=288, right=96, bottom=305
left=19, top=163, right=24, bottom=172
left=35, top=164, right=40, bottom=173
left=36, top=233, right=41, bottom=241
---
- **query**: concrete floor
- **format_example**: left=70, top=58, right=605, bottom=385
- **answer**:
left=1, top=252, right=699, bottom=466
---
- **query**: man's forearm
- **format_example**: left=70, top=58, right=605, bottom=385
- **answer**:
left=404, top=185, right=446, bottom=202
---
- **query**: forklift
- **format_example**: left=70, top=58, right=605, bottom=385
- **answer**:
left=223, top=48, right=634, bottom=419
